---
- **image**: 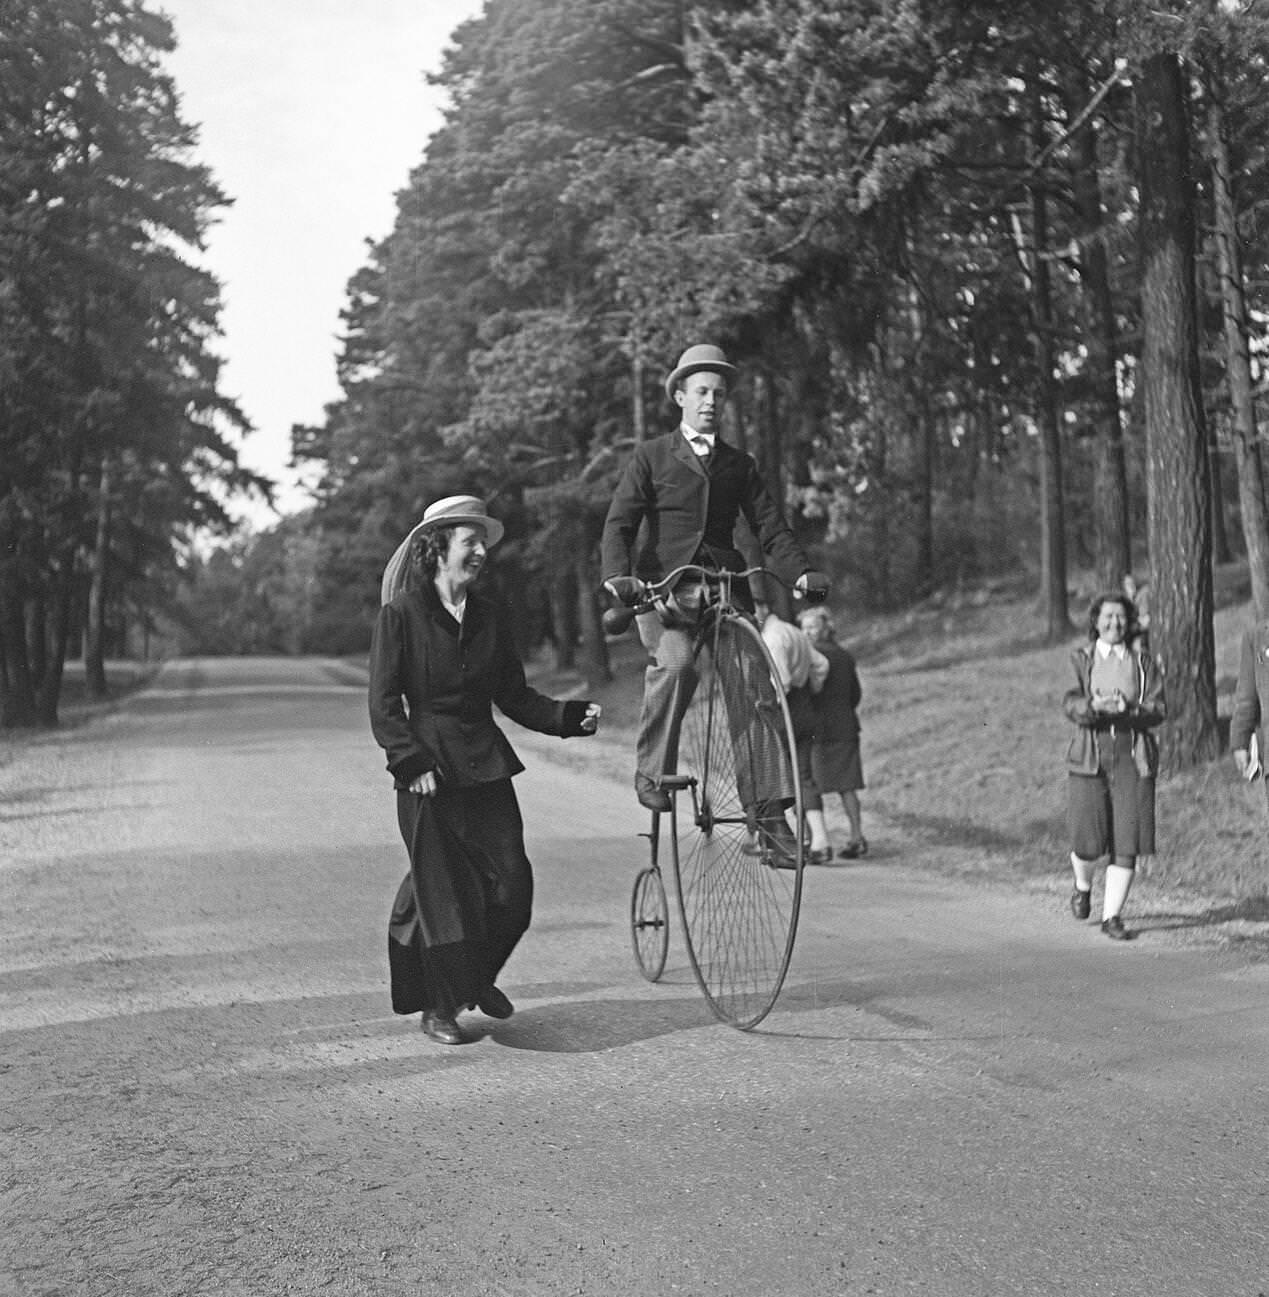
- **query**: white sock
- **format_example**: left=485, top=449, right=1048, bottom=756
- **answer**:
left=805, top=809, right=829, bottom=852
left=1070, top=852, right=1094, bottom=893
left=1102, top=863, right=1134, bottom=920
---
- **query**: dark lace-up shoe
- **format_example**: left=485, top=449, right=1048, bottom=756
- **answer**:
left=1101, top=915, right=1134, bottom=941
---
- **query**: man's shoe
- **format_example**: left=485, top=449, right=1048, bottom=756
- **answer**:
left=838, top=838, right=867, bottom=860
left=420, top=1012, right=468, bottom=1044
left=808, top=848, right=833, bottom=866
left=758, top=816, right=800, bottom=869
left=1070, top=888, right=1092, bottom=921
left=1101, top=915, right=1134, bottom=941
left=635, top=774, right=671, bottom=813
left=476, top=985, right=514, bottom=1019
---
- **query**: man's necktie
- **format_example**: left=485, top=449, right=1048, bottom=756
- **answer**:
left=691, top=436, right=712, bottom=465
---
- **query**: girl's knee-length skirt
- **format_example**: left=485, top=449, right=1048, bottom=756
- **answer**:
left=1068, top=729, right=1155, bottom=859
left=811, top=737, right=864, bottom=795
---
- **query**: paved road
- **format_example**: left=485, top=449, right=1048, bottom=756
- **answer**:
left=2, top=656, right=1268, bottom=1296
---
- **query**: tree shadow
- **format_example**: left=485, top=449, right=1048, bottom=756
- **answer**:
left=1132, top=894, right=1269, bottom=935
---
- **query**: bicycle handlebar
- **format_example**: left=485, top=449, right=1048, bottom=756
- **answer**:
left=601, top=565, right=806, bottom=636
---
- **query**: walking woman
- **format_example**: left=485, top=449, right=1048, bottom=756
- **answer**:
left=369, top=495, right=600, bottom=1043
left=1062, top=592, right=1166, bottom=940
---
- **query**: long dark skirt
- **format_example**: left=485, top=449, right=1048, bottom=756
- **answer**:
left=388, top=779, right=533, bottom=1017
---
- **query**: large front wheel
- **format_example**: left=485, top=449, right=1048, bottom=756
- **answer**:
left=669, top=613, right=804, bottom=1029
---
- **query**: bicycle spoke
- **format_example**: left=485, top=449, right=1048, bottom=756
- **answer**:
left=670, top=615, right=803, bottom=1029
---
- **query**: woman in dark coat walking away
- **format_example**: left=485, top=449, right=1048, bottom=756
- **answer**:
left=1062, top=593, right=1165, bottom=940
left=369, top=495, right=600, bottom=1044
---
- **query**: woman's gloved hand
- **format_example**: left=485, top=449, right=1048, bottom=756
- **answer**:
left=562, top=701, right=602, bottom=736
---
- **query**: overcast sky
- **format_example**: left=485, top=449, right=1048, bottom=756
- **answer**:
left=159, top=1, right=485, bottom=527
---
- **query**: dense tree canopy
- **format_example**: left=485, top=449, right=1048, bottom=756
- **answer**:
left=12, top=0, right=1269, bottom=773
left=280, top=0, right=1269, bottom=767
left=0, top=0, right=260, bottom=725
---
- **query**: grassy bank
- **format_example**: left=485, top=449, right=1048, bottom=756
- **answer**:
left=536, top=568, right=1269, bottom=908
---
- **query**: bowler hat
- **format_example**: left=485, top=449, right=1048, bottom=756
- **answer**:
left=380, top=494, right=504, bottom=605
left=664, top=344, right=738, bottom=400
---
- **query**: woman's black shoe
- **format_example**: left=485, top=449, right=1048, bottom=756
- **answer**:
left=1101, top=915, right=1133, bottom=941
left=420, top=1012, right=468, bottom=1044
left=1069, top=889, right=1092, bottom=921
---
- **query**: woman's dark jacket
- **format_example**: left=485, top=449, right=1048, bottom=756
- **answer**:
left=369, top=581, right=586, bottom=790
left=1062, top=644, right=1166, bottom=778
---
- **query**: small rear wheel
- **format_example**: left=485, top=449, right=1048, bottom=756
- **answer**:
left=630, top=867, right=670, bottom=981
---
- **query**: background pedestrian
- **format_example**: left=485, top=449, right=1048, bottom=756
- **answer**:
left=1062, top=593, right=1165, bottom=940
left=798, top=607, right=868, bottom=860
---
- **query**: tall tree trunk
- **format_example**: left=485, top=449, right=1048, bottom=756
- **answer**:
left=904, top=286, right=935, bottom=597
left=85, top=456, right=112, bottom=698
left=1206, top=88, right=1269, bottom=617
left=36, top=561, right=75, bottom=726
left=911, top=388, right=935, bottom=597
left=548, top=569, right=577, bottom=671
left=1021, top=86, right=1071, bottom=640
left=575, top=552, right=611, bottom=687
left=752, top=370, right=782, bottom=504
left=1209, top=435, right=1233, bottom=566
left=26, top=591, right=47, bottom=689
left=1067, top=82, right=1132, bottom=588
left=871, top=374, right=893, bottom=607
left=1135, top=51, right=1220, bottom=770
left=632, top=348, right=646, bottom=445
left=0, top=573, right=38, bottom=728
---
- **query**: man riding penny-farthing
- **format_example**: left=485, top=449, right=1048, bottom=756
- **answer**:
left=601, top=344, right=829, bottom=1029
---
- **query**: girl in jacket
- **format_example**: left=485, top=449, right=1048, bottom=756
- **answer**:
left=370, top=496, right=600, bottom=1044
left=1062, top=593, right=1166, bottom=940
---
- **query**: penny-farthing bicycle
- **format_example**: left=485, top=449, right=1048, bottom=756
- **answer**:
left=607, top=566, right=811, bottom=1030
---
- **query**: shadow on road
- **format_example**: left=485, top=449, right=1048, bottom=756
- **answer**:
left=1132, top=894, right=1269, bottom=940
left=489, top=989, right=713, bottom=1052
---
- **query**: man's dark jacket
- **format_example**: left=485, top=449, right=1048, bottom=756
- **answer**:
left=600, top=430, right=808, bottom=585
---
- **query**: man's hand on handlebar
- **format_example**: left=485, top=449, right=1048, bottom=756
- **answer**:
left=795, top=571, right=830, bottom=603
left=604, top=576, right=646, bottom=607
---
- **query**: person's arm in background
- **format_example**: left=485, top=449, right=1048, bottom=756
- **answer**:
left=808, top=644, right=830, bottom=694
left=760, top=613, right=797, bottom=694
left=1231, top=629, right=1262, bottom=779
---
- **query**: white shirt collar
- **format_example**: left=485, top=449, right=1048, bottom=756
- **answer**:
left=681, top=424, right=715, bottom=450
left=1096, top=640, right=1127, bottom=660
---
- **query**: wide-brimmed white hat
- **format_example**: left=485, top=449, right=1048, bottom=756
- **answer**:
left=380, top=495, right=504, bottom=605
left=664, top=343, right=738, bottom=400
